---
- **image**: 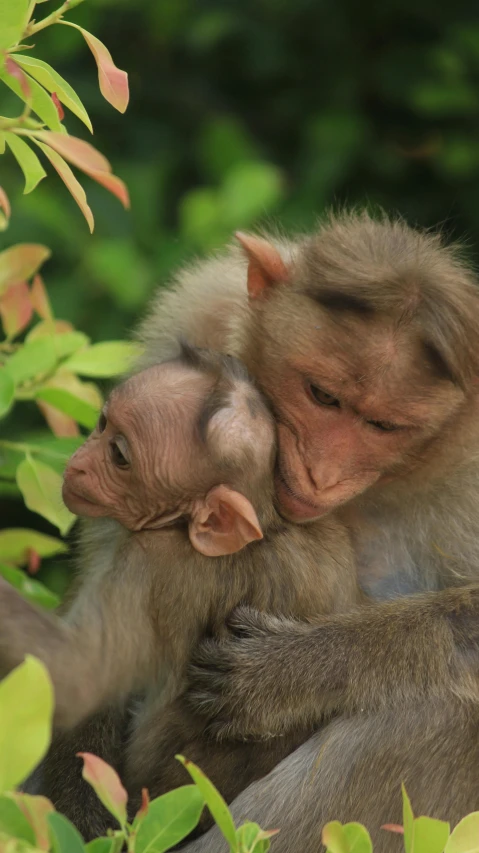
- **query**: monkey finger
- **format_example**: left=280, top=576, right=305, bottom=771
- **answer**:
left=190, top=640, right=237, bottom=672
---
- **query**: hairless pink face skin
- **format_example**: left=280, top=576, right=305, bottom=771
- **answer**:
left=236, top=231, right=467, bottom=522
left=62, top=361, right=268, bottom=557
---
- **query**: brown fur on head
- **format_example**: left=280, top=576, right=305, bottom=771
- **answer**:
left=62, top=345, right=276, bottom=556
left=235, top=211, right=479, bottom=520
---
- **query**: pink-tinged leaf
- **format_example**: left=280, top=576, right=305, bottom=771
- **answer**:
left=60, top=22, right=129, bottom=113
left=84, top=169, right=129, bottom=208
left=51, top=92, right=64, bottom=121
left=0, top=281, right=33, bottom=338
left=381, top=824, right=405, bottom=834
left=5, top=57, right=31, bottom=99
left=12, top=792, right=54, bottom=851
left=33, top=140, right=94, bottom=232
left=31, top=275, right=53, bottom=322
left=78, top=753, right=128, bottom=828
left=37, top=399, right=80, bottom=437
left=27, top=548, right=41, bottom=574
left=0, top=244, right=50, bottom=296
left=33, top=132, right=129, bottom=208
left=28, top=319, right=74, bottom=341
left=34, top=131, right=111, bottom=173
left=136, top=788, right=149, bottom=821
left=0, top=185, right=11, bottom=227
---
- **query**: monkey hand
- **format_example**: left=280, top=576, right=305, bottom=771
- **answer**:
left=187, top=605, right=330, bottom=741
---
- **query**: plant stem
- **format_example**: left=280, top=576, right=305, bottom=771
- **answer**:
left=24, top=0, right=85, bottom=38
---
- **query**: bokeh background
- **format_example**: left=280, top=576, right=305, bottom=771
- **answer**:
left=2, top=0, right=479, bottom=584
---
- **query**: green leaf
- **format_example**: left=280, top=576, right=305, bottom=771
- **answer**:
left=0, top=528, right=66, bottom=564
left=0, top=0, right=29, bottom=52
left=0, top=656, right=54, bottom=793
left=135, top=785, right=205, bottom=853
left=6, top=337, right=57, bottom=386
left=12, top=55, right=93, bottom=132
left=63, top=341, right=140, bottom=377
left=177, top=755, right=236, bottom=850
left=35, top=387, right=99, bottom=429
left=0, top=794, right=36, bottom=843
left=235, top=822, right=278, bottom=853
left=48, top=812, right=84, bottom=853
left=78, top=754, right=127, bottom=830
left=0, top=564, right=60, bottom=610
left=16, top=457, right=75, bottom=535
left=0, top=67, right=64, bottom=133
left=0, top=370, right=14, bottom=419
left=5, top=133, right=46, bottom=194
left=444, top=812, right=479, bottom=852
left=85, top=838, right=116, bottom=853
left=322, top=821, right=373, bottom=853
left=411, top=816, right=450, bottom=853
left=0, top=244, right=50, bottom=297
left=403, top=785, right=415, bottom=853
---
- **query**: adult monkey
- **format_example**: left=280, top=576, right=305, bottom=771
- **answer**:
left=136, top=210, right=479, bottom=850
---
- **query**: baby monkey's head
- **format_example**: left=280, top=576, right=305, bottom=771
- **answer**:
left=62, top=344, right=276, bottom=556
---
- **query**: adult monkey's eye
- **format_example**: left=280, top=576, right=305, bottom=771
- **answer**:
left=368, top=419, right=399, bottom=432
left=98, top=413, right=107, bottom=433
left=110, top=440, right=129, bottom=468
left=309, top=384, right=340, bottom=407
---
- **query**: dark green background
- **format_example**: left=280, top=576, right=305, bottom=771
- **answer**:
left=2, top=0, right=479, bottom=559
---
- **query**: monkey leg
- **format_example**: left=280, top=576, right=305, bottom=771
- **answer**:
left=180, top=698, right=479, bottom=853
left=25, top=707, right=129, bottom=841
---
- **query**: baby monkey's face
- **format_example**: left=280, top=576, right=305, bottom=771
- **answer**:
left=62, top=359, right=274, bottom=557
left=63, top=364, right=212, bottom=530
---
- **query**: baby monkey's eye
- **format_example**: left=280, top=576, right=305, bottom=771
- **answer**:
left=98, top=413, right=107, bottom=433
left=110, top=440, right=129, bottom=469
left=309, top=384, right=340, bottom=408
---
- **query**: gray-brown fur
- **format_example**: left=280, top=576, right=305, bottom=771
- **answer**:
left=131, top=210, right=479, bottom=851
left=26, top=210, right=479, bottom=848
left=18, top=348, right=360, bottom=839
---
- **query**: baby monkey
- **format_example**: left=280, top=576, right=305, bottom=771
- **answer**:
left=7, top=345, right=361, bottom=835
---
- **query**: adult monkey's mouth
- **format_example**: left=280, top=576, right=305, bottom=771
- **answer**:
left=274, top=466, right=325, bottom=520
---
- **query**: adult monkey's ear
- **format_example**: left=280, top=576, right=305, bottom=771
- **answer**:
left=235, top=232, right=289, bottom=300
left=189, top=484, right=263, bottom=557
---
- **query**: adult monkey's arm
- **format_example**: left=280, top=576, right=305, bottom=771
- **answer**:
left=187, top=588, right=479, bottom=740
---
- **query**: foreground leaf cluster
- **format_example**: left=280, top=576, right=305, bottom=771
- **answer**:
left=0, top=657, right=275, bottom=853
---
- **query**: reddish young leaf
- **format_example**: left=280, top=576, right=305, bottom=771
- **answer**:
left=381, top=824, right=405, bottom=834
left=51, top=92, right=65, bottom=121
left=27, top=548, right=41, bottom=574
left=0, top=281, right=33, bottom=338
left=5, top=57, right=31, bottom=99
left=34, top=140, right=94, bottom=232
left=12, top=792, right=54, bottom=851
left=78, top=752, right=128, bottom=828
left=34, top=131, right=110, bottom=172
left=0, top=185, right=11, bottom=227
left=36, top=399, right=80, bottom=438
left=33, top=132, right=129, bottom=208
left=31, top=274, right=54, bottom=322
left=0, top=244, right=50, bottom=296
left=137, top=788, right=149, bottom=820
left=60, top=22, right=129, bottom=113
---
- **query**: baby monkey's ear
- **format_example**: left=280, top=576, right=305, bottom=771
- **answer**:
left=189, top=485, right=263, bottom=557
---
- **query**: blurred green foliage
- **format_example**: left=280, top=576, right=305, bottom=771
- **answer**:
left=2, top=0, right=479, bottom=556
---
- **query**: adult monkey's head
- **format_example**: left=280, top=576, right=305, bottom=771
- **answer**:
left=236, top=212, right=479, bottom=521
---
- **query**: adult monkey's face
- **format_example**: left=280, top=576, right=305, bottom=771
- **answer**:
left=236, top=218, right=478, bottom=522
